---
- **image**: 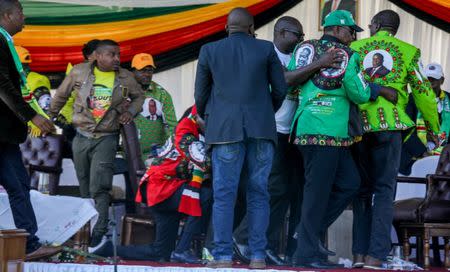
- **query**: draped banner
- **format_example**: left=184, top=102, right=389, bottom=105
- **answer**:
left=388, top=0, right=450, bottom=32
left=16, top=0, right=301, bottom=73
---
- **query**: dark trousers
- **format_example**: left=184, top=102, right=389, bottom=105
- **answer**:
left=294, top=145, right=360, bottom=262
left=0, top=143, right=41, bottom=253
left=72, top=133, right=119, bottom=235
left=352, top=131, right=402, bottom=261
left=234, top=133, right=303, bottom=256
left=117, top=184, right=212, bottom=260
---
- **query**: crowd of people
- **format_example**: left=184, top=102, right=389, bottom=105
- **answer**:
left=0, top=0, right=447, bottom=269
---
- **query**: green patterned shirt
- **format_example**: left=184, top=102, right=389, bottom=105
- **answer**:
left=351, top=31, right=439, bottom=134
left=135, top=81, right=177, bottom=160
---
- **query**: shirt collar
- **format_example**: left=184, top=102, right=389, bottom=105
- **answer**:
left=375, top=30, right=394, bottom=37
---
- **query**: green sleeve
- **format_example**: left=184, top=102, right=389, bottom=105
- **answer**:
left=342, top=53, right=371, bottom=104
left=408, top=49, right=440, bottom=134
left=160, top=89, right=177, bottom=135
left=440, top=97, right=450, bottom=136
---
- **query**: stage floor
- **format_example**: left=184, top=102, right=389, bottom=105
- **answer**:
left=24, top=261, right=447, bottom=272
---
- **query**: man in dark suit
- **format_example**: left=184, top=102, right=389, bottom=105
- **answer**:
left=195, top=7, right=287, bottom=269
left=0, top=0, right=59, bottom=260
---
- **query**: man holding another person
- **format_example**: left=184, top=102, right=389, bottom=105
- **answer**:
left=351, top=10, right=440, bottom=269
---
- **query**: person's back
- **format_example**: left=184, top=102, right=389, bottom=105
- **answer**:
left=351, top=24, right=439, bottom=134
left=196, top=23, right=286, bottom=144
left=195, top=8, right=286, bottom=269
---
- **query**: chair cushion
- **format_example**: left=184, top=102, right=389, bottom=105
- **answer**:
left=393, top=198, right=422, bottom=223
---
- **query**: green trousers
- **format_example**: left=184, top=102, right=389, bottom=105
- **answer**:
left=72, top=133, right=119, bottom=235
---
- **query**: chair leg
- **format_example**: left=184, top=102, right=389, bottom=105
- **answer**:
left=444, top=237, right=449, bottom=269
left=402, top=229, right=410, bottom=262
left=423, top=230, right=430, bottom=269
left=431, top=236, right=442, bottom=267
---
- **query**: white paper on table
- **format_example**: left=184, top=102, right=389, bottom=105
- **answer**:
left=0, top=190, right=98, bottom=245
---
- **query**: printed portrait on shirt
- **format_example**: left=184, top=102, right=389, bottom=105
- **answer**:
left=141, top=97, right=165, bottom=122
left=363, top=50, right=393, bottom=79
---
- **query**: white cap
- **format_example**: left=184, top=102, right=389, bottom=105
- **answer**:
left=424, top=63, right=444, bottom=79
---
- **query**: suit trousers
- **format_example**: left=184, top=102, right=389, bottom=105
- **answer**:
left=294, top=145, right=360, bottom=262
left=0, top=143, right=41, bottom=253
left=352, top=131, right=402, bottom=261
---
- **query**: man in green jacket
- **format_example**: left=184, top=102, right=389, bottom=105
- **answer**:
left=287, top=10, right=396, bottom=269
left=350, top=10, right=440, bottom=268
left=131, top=53, right=177, bottom=162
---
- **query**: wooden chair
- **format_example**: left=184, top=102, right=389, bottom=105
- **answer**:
left=394, top=145, right=450, bottom=268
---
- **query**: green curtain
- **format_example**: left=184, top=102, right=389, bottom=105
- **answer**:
left=22, top=1, right=210, bottom=25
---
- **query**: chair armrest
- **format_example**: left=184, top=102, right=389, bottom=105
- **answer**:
left=396, top=176, right=427, bottom=184
left=29, top=164, right=62, bottom=174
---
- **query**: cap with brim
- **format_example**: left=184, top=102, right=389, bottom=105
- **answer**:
left=323, top=10, right=363, bottom=32
left=424, top=63, right=444, bottom=80
left=131, top=53, right=156, bottom=70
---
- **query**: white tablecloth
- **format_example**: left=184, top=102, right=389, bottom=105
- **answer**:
left=0, top=189, right=97, bottom=245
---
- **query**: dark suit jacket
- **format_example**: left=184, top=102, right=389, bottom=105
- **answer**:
left=0, top=35, right=36, bottom=144
left=194, top=32, right=287, bottom=144
left=365, top=65, right=390, bottom=78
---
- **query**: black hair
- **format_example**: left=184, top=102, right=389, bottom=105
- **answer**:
left=374, top=52, right=384, bottom=62
left=372, top=10, right=400, bottom=32
left=0, top=0, right=18, bottom=16
left=82, top=39, right=100, bottom=60
left=179, top=106, right=193, bottom=121
left=274, top=16, right=301, bottom=32
left=95, top=39, right=120, bottom=52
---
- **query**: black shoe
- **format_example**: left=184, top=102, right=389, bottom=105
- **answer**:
left=170, top=251, right=202, bottom=264
left=92, top=240, right=114, bottom=257
left=265, top=249, right=285, bottom=266
left=232, top=238, right=250, bottom=264
left=318, top=242, right=336, bottom=256
left=294, top=260, right=343, bottom=269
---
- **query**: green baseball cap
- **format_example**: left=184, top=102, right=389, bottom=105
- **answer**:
left=323, top=10, right=364, bottom=32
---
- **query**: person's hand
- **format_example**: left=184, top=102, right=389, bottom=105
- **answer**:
left=119, top=111, right=133, bottom=125
left=379, top=86, right=398, bottom=104
left=318, top=47, right=344, bottom=69
left=31, top=114, right=55, bottom=136
left=427, top=132, right=439, bottom=147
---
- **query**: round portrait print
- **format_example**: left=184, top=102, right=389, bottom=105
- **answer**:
left=320, top=48, right=349, bottom=78
left=363, top=49, right=394, bottom=78
left=295, top=43, right=315, bottom=68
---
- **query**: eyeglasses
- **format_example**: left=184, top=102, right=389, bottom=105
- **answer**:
left=279, top=28, right=305, bottom=40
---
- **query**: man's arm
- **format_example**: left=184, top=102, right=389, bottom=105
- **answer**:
left=49, top=70, right=77, bottom=118
left=268, top=46, right=287, bottom=112
left=408, top=49, right=440, bottom=134
left=0, top=46, right=36, bottom=122
left=342, top=53, right=371, bottom=104
left=285, top=48, right=343, bottom=87
left=194, top=46, right=212, bottom=118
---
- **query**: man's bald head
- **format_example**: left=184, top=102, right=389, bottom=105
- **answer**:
left=226, top=7, right=254, bottom=35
